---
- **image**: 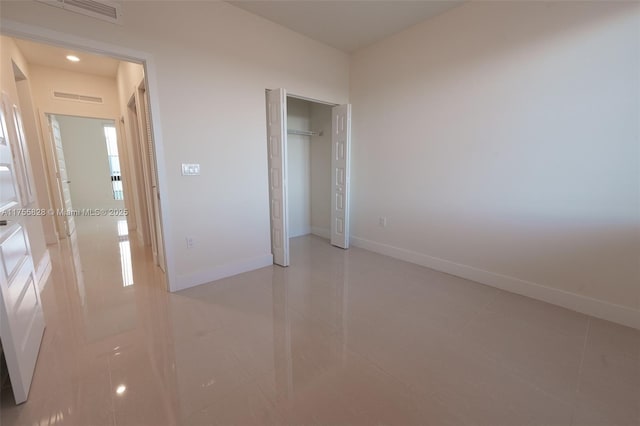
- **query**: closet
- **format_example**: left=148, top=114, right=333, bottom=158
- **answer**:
left=286, top=97, right=332, bottom=240
left=266, top=89, right=351, bottom=267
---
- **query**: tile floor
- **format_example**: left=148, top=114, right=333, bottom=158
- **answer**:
left=1, top=216, right=638, bottom=425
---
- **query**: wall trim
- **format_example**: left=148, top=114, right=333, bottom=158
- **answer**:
left=174, top=254, right=273, bottom=292
left=35, top=249, right=52, bottom=292
left=311, top=226, right=330, bottom=239
left=351, top=236, right=640, bottom=330
left=290, top=227, right=311, bottom=238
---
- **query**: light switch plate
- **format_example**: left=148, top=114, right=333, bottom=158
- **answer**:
left=181, top=163, right=200, bottom=176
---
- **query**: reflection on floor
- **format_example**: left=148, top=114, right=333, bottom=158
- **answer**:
left=1, top=216, right=639, bottom=425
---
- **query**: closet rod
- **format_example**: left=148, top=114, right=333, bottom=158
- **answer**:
left=287, top=129, right=322, bottom=137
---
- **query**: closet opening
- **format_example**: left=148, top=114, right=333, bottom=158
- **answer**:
left=266, top=89, right=352, bottom=267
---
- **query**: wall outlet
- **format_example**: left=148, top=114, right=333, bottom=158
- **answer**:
left=186, top=237, right=195, bottom=248
left=379, top=217, right=388, bottom=227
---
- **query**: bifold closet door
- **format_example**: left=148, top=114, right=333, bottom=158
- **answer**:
left=331, top=104, right=351, bottom=249
left=266, top=89, right=290, bottom=266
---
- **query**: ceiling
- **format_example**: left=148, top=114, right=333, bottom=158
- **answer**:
left=14, top=38, right=120, bottom=78
left=227, top=0, right=464, bottom=53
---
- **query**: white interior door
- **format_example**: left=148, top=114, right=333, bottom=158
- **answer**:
left=132, top=93, right=158, bottom=266
left=141, top=88, right=165, bottom=271
left=0, top=94, right=45, bottom=405
left=331, top=104, right=351, bottom=249
left=266, top=89, right=289, bottom=266
left=48, top=115, right=75, bottom=238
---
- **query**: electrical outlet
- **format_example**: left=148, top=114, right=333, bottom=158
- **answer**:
left=379, top=217, right=388, bottom=227
left=186, top=237, right=195, bottom=248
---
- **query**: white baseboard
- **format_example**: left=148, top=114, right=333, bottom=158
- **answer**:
left=290, top=227, right=311, bottom=238
left=311, top=226, right=330, bottom=239
left=351, top=236, right=640, bottom=330
left=35, top=249, right=52, bottom=293
left=172, top=254, right=273, bottom=292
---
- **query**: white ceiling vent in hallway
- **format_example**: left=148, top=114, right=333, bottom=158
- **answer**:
left=52, top=91, right=104, bottom=104
left=37, top=0, right=123, bottom=25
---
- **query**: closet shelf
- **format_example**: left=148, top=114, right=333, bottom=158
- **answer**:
left=287, top=129, right=322, bottom=137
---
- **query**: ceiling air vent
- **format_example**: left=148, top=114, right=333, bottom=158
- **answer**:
left=53, top=91, right=104, bottom=104
left=37, top=0, right=123, bottom=25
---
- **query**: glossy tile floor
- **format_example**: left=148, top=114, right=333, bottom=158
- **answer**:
left=1, top=216, right=639, bottom=426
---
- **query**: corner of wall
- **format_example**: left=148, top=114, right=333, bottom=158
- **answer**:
left=172, top=254, right=274, bottom=292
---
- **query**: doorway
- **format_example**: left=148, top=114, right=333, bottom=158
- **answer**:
left=0, top=21, right=174, bottom=285
left=126, top=83, right=165, bottom=271
left=44, top=114, right=125, bottom=233
left=265, top=89, right=352, bottom=267
left=0, top=29, right=172, bottom=407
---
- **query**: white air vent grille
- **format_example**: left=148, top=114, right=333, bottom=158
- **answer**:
left=37, top=0, right=123, bottom=25
left=53, top=91, right=104, bottom=104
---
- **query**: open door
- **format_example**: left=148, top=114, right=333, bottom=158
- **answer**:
left=140, top=86, right=165, bottom=271
left=266, top=89, right=289, bottom=266
left=0, top=94, right=45, bottom=404
left=330, top=104, right=351, bottom=249
left=47, top=115, right=76, bottom=238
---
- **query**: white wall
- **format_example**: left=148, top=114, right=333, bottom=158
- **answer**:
left=286, top=97, right=311, bottom=238
left=29, top=65, right=120, bottom=120
left=309, top=103, right=332, bottom=238
left=0, top=1, right=350, bottom=290
left=350, top=2, right=640, bottom=327
left=55, top=115, right=122, bottom=210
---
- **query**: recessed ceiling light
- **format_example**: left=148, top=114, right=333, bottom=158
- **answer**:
left=66, top=55, right=80, bottom=62
left=116, top=384, right=126, bottom=395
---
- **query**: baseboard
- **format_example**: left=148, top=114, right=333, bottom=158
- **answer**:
left=351, top=236, right=640, bottom=330
left=35, top=249, right=52, bottom=293
left=290, top=227, right=311, bottom=238
left=172, top=254, right=273, bottom=292
left=311, top=226, right=330, bottom=239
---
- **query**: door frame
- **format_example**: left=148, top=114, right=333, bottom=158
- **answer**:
left=127, top=95, right=152, bottom=246
left=127, top=83, right=165, bottom=271
left=138, top=81, right=166, bottom=271
left=265, top=88, right=351, bottom=266
left=0, top=19, right=175, bottom=291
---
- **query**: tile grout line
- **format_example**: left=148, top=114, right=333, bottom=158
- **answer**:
left=570, top=317, right=591, bottom=426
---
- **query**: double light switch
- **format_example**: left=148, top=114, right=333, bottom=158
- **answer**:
left=181, top=163, right=200, bottom=176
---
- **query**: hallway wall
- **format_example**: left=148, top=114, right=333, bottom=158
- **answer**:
left=28, top=64, right=120, bottom=120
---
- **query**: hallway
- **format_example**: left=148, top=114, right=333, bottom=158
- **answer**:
left=1, top=218, right=638, bottom=425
